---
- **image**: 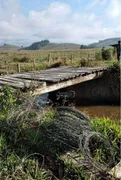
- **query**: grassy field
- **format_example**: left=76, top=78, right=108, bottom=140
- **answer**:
left=0, top=48, right=117, bottom=74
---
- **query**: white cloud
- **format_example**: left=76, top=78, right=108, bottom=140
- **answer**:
left=106, top=0, right=121, bottom=19
left=0, top=0, right=120, bottom=46
left=86, top=0, right=107, bottom=9
left=0, top=0, right=20, bottom=21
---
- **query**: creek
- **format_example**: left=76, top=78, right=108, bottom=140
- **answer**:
left=36, top=94, right=120, bottom=122
left=76, top=105, right=120, bottom=122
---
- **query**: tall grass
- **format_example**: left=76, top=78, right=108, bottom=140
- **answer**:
left=91, top=118, right=121, bottom=164
left=0, top=86, right=120, bottom=179
left=0, top=48, right=117, bottom=74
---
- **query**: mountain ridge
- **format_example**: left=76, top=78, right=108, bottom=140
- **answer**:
left=0, top=37, right=120, bottom=51
left=23, top=37, right=120, bottom=50
left=88, top=37, right=120, bottom=48
left=0, top=43, right=20, bottom=51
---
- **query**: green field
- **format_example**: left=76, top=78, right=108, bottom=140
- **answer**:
left=0, top=48, right=117, bottom=74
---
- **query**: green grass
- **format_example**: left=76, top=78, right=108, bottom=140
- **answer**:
left=0, top=86, right=120, bottom=179
left=91, top=117, right=121, bottom=163
left=0, top=48, right=117, bottom=74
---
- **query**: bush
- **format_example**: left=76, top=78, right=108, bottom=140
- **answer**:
left=101, top=47, right=112, bottom=60
left=0, top=86, right=16, bottom=114
left=20, top=57, right=29, bottom=62
left=109, top=62, right=120, bottom=74
left=13, top=57, right=29, bottom=62
left=95, top=51, right=102, bottom=60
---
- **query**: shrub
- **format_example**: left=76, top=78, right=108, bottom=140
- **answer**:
left=13, top=57, right=20, bottom=62
left=0, top=86, right=16, bottom=114
left=101, top=47, right=112, bottom=60
left=20, top=57, right=29, bottom=62
left=95, top=51, right=102, bottom=60
left=13, top=57, right=29, bottom=62
left=108, top=62, right=120, bottom=98
left=109, top=62, right=120, bottom=74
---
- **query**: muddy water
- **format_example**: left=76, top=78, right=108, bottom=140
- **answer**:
left=76, top=105, right=120, bottom=121
left=37, top=95, right=120, bottom=121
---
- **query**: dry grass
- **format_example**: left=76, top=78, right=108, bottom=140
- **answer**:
left=0, top=48, right=116, bottom=74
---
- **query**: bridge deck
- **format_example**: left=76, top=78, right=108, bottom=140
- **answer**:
left=0, top=66, right=107, bottom=95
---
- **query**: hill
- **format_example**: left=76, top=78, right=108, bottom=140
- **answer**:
left=23, top=40, right=81, bottom=50
left=24, top=38, right=120, bottom=50
left=0, top=38, right=120, bottom=51
left=0, top=44, right=20, bottom=51
left=88, top=37, right=120, bottom=48
left=23, top=40, right=50, bottom=50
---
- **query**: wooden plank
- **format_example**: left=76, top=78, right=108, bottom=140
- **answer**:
left=0, top=80, right=24, bottom=88
left=10, top=67, right=107, bottom=78
left=0, top=77, right=44, bottom=88
left=12, top=69, right=93, bottom=78
left=31, top=71, right=104, bottom=95
left=11, top=72, right=88, bottom=83
left=0, top=77, right=41, bottom=88
left=0, top=77, right=28, bottom=83
left=2, top=69, right=106, bottom=83
left=0, top=67, right=107, bottom=89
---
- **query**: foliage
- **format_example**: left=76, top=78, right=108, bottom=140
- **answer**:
left=0, top=146, right=51, bottom=180
left=101, top=47, right=112, bottom=60
left=109, top=61, right=120, bottom=74
left=0, top=92, right=54, bottom=179
left=0, top=48, right=114, bottom=75
left=13, top=57, right=29, bottom=63
left=108, top=62, right=120, bottom=96
left=0, top=87, right=120, bottom=179
left=80, top=45, right=89, bottom=49
left=80, top=59, right=97, bottom=67
left=80, top=44, right=95, bottom=49
left=91, top=118, right=121, bottom=163
left=95, top=51, right=102, bottom=60
left=0, top=86, right=16, bottom=114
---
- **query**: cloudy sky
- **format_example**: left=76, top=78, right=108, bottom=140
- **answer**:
left=0, top=0, right=121, bottom=46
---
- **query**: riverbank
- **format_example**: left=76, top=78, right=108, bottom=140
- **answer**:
left=0, top=87, right=120, bottom=179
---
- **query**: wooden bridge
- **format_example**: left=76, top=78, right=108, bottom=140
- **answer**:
left=0, top=66, right=107, bottom=95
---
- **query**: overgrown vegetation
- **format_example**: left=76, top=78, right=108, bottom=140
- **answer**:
left=0, top=86, right=120, bottom=179
left=107, top=62, right=120, bottom=101
left=101, top=47, right=112, bottom=60
left=95, top=47, right=115, bottom=61
left=91, top=118, right=121, bottom=163
left=0, top=47, right=117, bottom=74
left=0, top=86, right=16, bottom=114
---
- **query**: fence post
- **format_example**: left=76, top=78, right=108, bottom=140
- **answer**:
left=17, top=63, right=21, bottom=73
left=71, top=54, right=73, bottom=62
left=33, top=58, right=36, bottom=70
left=33, top=58, right=36, bottom=65
left=47, top=54, right=50, bottom=63
left=88, top=54, right=90, bottom=60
